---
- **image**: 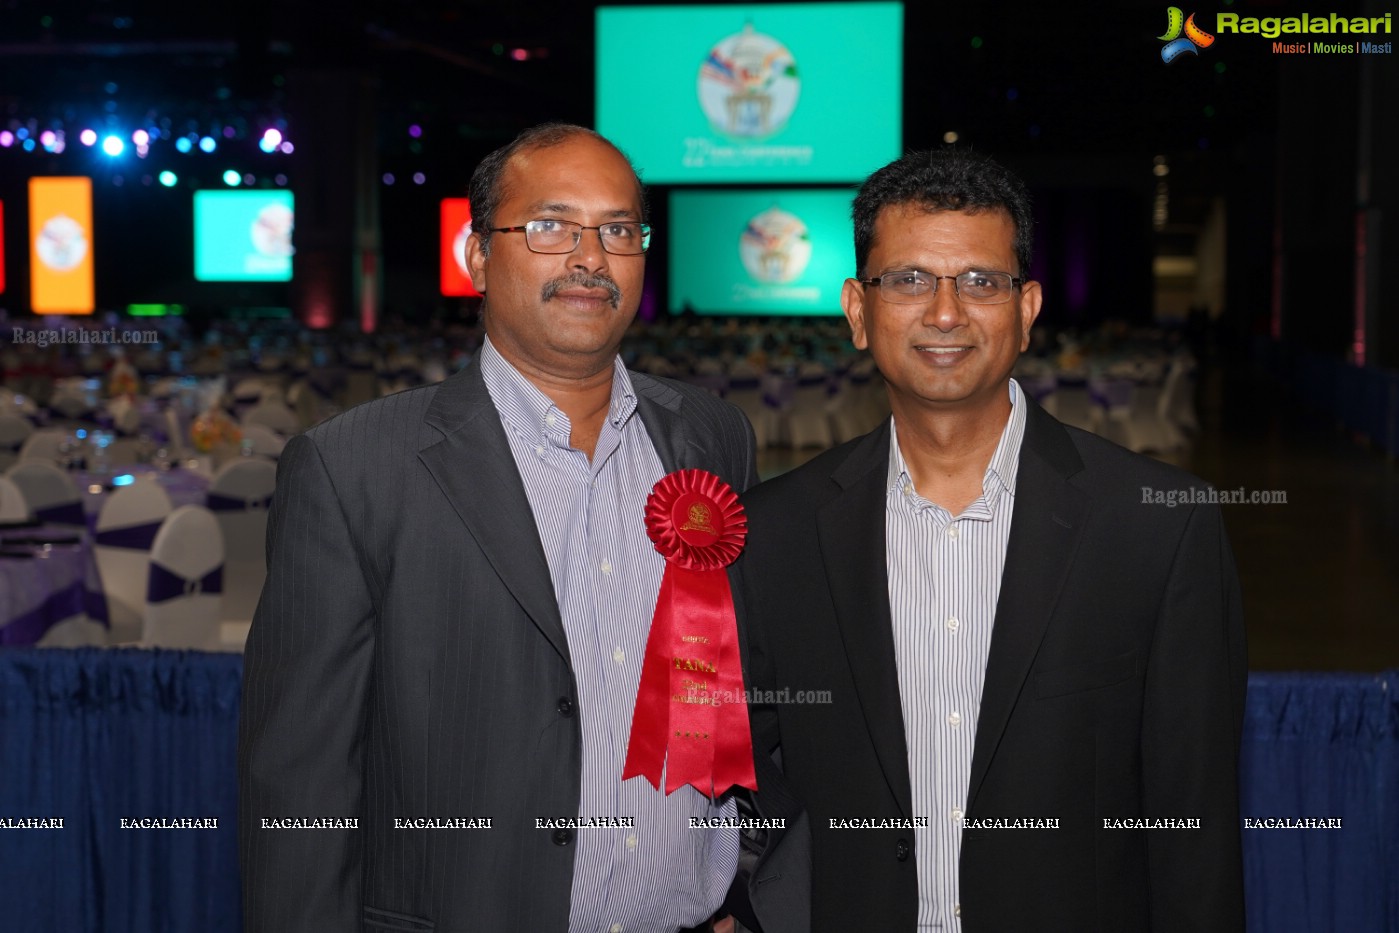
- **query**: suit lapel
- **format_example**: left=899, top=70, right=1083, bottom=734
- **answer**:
left=816, top=422, right=915, bottom=817
left=966, top=402, right=1087, bottom=813
left=417, top=358, right=570, bottom=664
left=632, top=373, right=702, bottom=473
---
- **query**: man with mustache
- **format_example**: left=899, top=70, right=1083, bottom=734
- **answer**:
left=240, top=124, right=802, bottom=932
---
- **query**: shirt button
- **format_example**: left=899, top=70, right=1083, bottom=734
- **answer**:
left=610, top=925, right=622, bottom=933
left=600, top=559, right=613, bottom=575
left=950, top=807, right=964, bottom=821
left=534, top=445, right=545, bottom=457
left=955, top=904, right=962, bottom=918
left=625, top=833, right=638, bottom=851
left=947, top=711, right=962, bottom=727
left=613, top=647, right=625, bottom=665
left=545, top=413, right=557, bottom=426
left=946, top=525, right=959, bottom=539
left=946, top=617, right=960, bottom=632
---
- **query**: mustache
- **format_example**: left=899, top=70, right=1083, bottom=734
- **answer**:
left=540, top=273, right=623, bottom=308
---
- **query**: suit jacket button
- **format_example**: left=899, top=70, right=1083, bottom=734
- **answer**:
left=553, top=828, right=573, bottom=846
left=895, top=838, right=910, bottom=861
left=556, top=697, right=574, bottom=717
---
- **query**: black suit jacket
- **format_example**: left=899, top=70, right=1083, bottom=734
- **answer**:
left=238, top=355, right=807, bottom=932
left=739, top=399, right=1247, bottom=932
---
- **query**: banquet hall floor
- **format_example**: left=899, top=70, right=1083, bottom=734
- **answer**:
left=756, top=361, right=1399, bottom=672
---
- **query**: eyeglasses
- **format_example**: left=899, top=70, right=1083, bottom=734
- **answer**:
left=858, top=270, right=1023, bottom=305
left=489, top=219, right=652, bottom=255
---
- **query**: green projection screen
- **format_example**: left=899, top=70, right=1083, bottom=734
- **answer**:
left=598, top=3, right=902, bottom=183
left=193, top=190, right=294, bottom=282
left=669, top=189, right=854, bottom=316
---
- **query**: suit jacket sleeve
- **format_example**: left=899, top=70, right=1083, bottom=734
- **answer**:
left=1142, top=500, right=1247, bottom=930
left=238, top=432, right=376, bottom=931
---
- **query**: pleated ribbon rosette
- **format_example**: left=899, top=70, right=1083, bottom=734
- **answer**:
left=622, top=469, right=758, bottom=796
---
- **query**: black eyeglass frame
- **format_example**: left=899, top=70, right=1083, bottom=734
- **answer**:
left=487, top=219, right=653, bottom=255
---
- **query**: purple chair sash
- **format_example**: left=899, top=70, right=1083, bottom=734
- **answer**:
left=93, top=521, right=164, bottom=550
left=205, top=493, right=273, bottom=512
left=0, top=579, right=86, bottom=645
left=146, top=561, right=223, bottom=603
left=33, top=501, right=86, bottom=526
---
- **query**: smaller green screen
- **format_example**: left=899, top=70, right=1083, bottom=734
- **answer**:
left=669, top=189, right=855, bottom=316
left=194, top=190, right=294, bottom=282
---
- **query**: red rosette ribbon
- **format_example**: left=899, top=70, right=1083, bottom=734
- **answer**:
left=622, top=469, right=757, bottom=797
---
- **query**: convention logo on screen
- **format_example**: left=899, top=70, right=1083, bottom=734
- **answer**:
left=669, top=189, right=853, bottom=316
left=194, top=190, right=294, bottom=282
left=598, top=3, right=902, bottom=183
left=698, top=25, right=801, bottom=141
left=739, top=207, right=812, bottom=284
left=29, top=177, right=95, bottom=314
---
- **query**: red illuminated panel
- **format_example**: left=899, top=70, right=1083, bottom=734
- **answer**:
left=440, top=198, right=481, bottom=297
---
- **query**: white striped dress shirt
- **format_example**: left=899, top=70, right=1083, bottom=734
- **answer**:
left=481, top=338, right=738, bottom=933
left=885, top=378, right=1027, bottom=930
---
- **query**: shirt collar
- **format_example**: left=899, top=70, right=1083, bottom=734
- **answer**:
left=479, top=335, right=639, bottom=446
left=886, top=378, right=1028, bottom=509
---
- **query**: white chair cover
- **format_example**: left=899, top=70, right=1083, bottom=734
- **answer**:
left=0, top=475, right=30, bottom=521
left=3, top=461, right=81, bottom=524
left=242, top=401, right=300, bottom=436
left=725, top=386, right=770, bottom=449
left=94, top=480, right=174, bottom=643
left=287, top=381, right=317, bottom=431
left=239, top=423, right=287, bottom=460
left=143, top=505, right=225, bottom=650
left=787, top=380, right=834, bottom=449
left=1161, top=358, right=1199, bottom=434
left=1045, top=385, right=1096, bottom=433
left=1124, top=384, right=1175, bottom=453
left=50, top=393, right=93, bottom=421
left=107, top=397, right=142, bottom=436
left=231, top=377, right=266, bottom=404
left=208, top=458, right=276, bottom=624
left=0, top=413, right=34, bottom=471
left=18, top=428, right=70, bottom=465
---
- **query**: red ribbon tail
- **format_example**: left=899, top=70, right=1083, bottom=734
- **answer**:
left=711, top=584, right=757, bottom=796
left=621, top=571, right=675, bottom=791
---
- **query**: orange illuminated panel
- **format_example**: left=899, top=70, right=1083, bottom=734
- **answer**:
left=440, top=198, right=481, bottom=297
left=29, top=177, right=95, bottom=314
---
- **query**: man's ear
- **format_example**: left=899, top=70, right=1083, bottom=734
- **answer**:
left=841, top=278, right=870, bottom=350
left=1017, top=279, right=1043, bottom=352
left=466, top=231, right=488, bottom=294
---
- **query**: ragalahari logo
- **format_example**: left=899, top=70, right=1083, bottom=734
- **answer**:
left=1159, top=7, right=1216, bottom=62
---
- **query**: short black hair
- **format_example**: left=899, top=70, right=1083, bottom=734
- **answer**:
left=852, top=148, right=1033, bottom=278
left=467, top=122, right=647, bottom=255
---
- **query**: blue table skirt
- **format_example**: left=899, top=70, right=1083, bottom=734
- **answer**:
left=0, top=651, right=1394, bottom=933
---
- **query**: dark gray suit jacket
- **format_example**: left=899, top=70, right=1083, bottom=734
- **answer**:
left=238, top=355, right=807, bottom=932
left=740, top=399, right=1247, bottom=932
